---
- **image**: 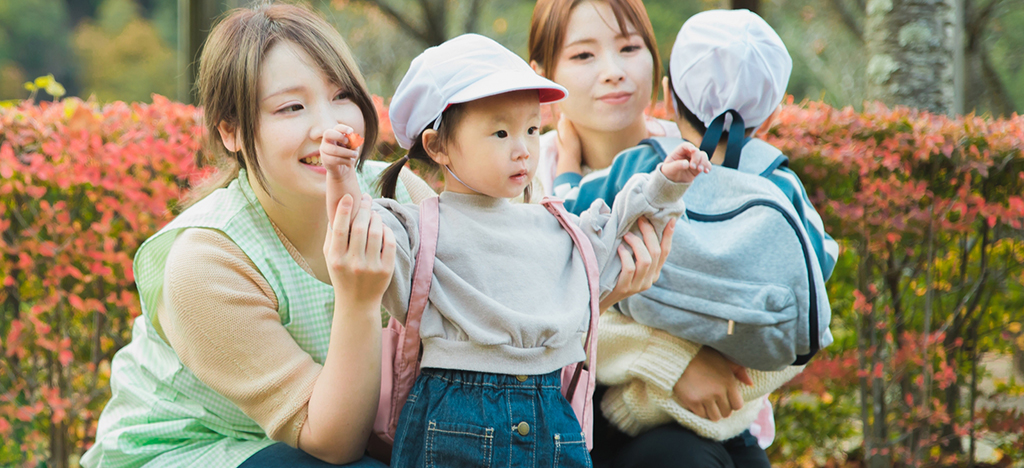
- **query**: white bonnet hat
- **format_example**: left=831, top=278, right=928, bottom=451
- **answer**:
left=669, top=9, right=792, bottom=131
left=389, top=33, right=567, bottom=149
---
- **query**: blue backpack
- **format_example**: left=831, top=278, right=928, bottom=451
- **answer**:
left=616, top=137, right=832, bottom=371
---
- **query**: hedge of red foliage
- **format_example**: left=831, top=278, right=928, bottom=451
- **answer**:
left=0, top=96, right=207, bottom=466
left=762, top=100, right=1024, bottom=466
left=2, top=95, right=1023, bottom=466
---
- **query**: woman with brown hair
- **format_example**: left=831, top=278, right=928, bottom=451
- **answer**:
left=529, top=1, right=774, bottom=467
left=82, top=4, right=434, bottom=467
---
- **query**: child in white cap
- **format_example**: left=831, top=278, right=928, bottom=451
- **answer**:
left=551, top=9, right=840, bottom=468
left=317, top=34, right=711, bottom=467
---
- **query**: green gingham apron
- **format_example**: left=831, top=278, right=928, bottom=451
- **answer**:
left=82, top=163, right=412, bottom=468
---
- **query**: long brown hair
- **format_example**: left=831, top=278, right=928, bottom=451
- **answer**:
left=186, top=2, right=378, bottom=208
left=529, top=0, right=661, bottom=103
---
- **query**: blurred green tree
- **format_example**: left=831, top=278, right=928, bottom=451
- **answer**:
left=72, top=0, right=176, bottom=103
left=0, top=0, right=75, bottom=100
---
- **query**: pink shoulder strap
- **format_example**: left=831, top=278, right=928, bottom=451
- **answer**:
left=392, top=196, right=439, bottom=406
left=541, top=197, right=600, bottom=402
left=405, top=196, right=600, bottom=407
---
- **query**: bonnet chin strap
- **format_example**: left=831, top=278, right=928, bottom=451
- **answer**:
left=443, top=164, right=485, bottom=195
left=698, top=110, right=746, bottom=170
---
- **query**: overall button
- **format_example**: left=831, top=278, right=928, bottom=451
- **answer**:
left=515, top=375, right=528, bottom=382
left=516, top=421, right=530, bottom=436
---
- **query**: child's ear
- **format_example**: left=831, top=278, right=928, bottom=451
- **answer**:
left=422, top=129, right=450, bottom=166
left=530, top=60, right=544, bottom=77
left=217, top=121, right=241, bottom=153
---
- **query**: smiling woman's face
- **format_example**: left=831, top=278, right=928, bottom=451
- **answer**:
left=248, top=40, right=366, bottom=206
left=551, top=1, right=653, bottom=135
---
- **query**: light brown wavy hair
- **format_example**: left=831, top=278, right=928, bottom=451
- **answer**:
left=185, top=2, right=377, bottom=208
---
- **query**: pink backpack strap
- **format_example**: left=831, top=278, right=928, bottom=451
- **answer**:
left=389, top=196, right=439, bottom=431
left=541, top=197, right=600, bottom=441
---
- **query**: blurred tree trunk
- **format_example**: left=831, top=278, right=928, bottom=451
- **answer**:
left=177, top=0, right=256, bottom=104
left=865, top=0, right=955, bottom=114
left=731, top=0, right=760, bottom=13
left=963, top=0, right=1017, bottom=116
left=831, top=0, right=1016, bottom=117
left=353, top=0, right=487, bottom=47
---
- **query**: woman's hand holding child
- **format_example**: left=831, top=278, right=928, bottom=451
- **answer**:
left=600, top=217, right=675, bottom=312
left=673, top=346, right=753, bottom=421
left=660, top=141, right=712, bottom=183
left=320, top=124, right=396, bottom=309
left=323, top=193, right=396, bottom=309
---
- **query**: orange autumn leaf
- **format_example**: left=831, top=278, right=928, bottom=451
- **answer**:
left=345, top=132, right=364, bottom=150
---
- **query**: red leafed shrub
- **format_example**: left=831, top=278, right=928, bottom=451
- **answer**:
left=763, top=100, right=1024, bottom=467
left=0, top=95, right=208, bottom=466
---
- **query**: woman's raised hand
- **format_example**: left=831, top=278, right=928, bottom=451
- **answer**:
left=661, top=141, right=712, bottom=184
left=324, top=193, right=396, bottom=308
left=555, top=114, right=584, bottom=176
left=599, top=217, right=674, bottom=312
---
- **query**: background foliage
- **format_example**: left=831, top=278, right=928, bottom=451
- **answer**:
left=763, top=101, right=1024, bottom=467
left=0, top=0, right=1022, bottom=116
left=2, top=0, right=1024, bottom=466
left=2, top=90, right=1022, bottom=467
left=0, top=93, right=207, bottom=468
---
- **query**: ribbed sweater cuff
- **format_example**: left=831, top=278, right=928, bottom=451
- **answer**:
left=600, top=385, right=646, bottom=437
left=629, top=332, right=700, bottom=393
left=645, top=166, right=690, bottom=207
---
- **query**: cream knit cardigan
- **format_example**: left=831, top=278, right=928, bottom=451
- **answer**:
left=597, top=309, right=803, bottom=440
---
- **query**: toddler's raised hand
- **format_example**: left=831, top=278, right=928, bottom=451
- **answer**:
left=660, top=141, right=711, bottom=184
left=320, top=124, right=362, bottom=171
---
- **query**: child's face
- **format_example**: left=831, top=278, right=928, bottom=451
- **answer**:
left=439, top=90, right=541, bottom=199
left=552, top=1, right=653, bottom=134
left=251, top=40, right=365, bottom=205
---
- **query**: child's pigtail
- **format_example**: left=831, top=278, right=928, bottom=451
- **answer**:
left=377, top=154, right=410, bottom=200
left=377, top=132, right=439, bottom=199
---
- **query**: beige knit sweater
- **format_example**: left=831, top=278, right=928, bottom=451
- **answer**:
left=155, top=168, right=435, bottom=448
left=597, top=309, right=803, bottom=440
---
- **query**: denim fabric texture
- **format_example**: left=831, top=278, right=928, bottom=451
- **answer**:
left=238, top=442, right=388, bottom=468
left=391, top=368, right=592, bottom=468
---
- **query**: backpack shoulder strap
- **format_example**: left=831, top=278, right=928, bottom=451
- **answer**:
left=638, top=136, right=689, bottom=162
left=540, top=197, right=599, bottom=400
left=395, top=197, right=439, bottom=387
left=740, top=138, right=789, bottom=177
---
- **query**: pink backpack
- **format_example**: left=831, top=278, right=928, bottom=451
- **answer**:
left=371, top=196, right=600, bottom=451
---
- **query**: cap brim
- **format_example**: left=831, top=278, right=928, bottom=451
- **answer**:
left=449, top=71, right=567, bottom=106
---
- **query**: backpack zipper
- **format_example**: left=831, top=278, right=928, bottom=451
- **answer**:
left=685, top=199, right=820, bottom=365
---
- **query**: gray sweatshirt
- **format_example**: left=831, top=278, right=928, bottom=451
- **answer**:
left=376, top=168, right=687, bottom=375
